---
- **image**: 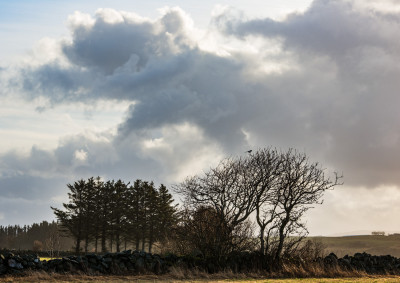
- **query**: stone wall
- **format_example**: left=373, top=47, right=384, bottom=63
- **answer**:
left=324, top=252, right=400, bottom=274
left=0, top=250, right=172, bottom=275
left=2, top=250, right=400, bottom=276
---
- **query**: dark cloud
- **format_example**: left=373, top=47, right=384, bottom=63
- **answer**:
left=0, top=131, right=165, bottom=225
left=4, top=0, right=400, bottom=213
left=216, top=0, right=400, bottom=187
left=221, top=0, right=400, bottom=57
left=0, top=174, right=65, bottom=201
left=21, top=63, right=95, bottom=103
left=63, top=18, right=155, bottom=74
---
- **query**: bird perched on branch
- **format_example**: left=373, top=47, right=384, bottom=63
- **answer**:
left=246, top=150, right=252, bottom=154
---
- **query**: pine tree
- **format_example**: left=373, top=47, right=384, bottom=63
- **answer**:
left=126, top=180, right=143, bottom=251
left=156, top=184, right=178, bottom=246
left=146, top=182, right=159, bottom=253
left=110, top=179, right=129, bottom=252
left=52, top=179, right=87, bottom=253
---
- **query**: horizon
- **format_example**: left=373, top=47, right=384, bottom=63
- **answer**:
left=1, top=0, right=400, bottom=237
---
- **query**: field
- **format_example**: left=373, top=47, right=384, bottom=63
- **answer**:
left=312, top=234, right=400, bottom=257
left=2, top=235, right=400, bottom=282
left=40, top=235, right=400, bottom=260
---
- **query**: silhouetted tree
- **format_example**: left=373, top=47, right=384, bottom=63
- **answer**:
left=126, top=179, right=143, bottom=251
left=175, top=157, right=259, bottom=259
left=271, top=149, right=342, bottom=262
left=156, top=184, right=178, bottom=246
left=175, top=148, right=342, bottom=263
left=52, top=179, right=87, bottom=253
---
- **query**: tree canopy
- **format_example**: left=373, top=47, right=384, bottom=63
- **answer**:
left=52, top=177, right=178, bottom=253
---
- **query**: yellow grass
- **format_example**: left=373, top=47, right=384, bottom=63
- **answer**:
left=39, top=257, right=61, bottom=261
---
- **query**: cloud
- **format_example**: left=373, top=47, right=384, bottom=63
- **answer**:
left=16, top=7, right=256, bottom=151
left=216, top=0, right=400, bottom=187
left=3, top=1, right=400, bottom=228
left=220, top=0, right=400, bottom=56
left=307, top=185, right=400, bottom=235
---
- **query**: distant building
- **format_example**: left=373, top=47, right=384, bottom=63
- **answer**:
left=371, top=231, right=385, bottom=236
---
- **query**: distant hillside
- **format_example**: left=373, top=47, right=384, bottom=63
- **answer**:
left=311, top=234, right=400, bottom=257
left=323, top=230, right=400, bottom=237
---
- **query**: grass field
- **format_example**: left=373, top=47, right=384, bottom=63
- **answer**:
left=312, top=234, right=400, bottom=257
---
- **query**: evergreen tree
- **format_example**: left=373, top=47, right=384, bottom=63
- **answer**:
left=52, top=179, right=87, bottom=253
left=126, top=179, right=143, bottom=251
left=156, top=184, right=178, bottom=244
left=146, top=182, right=159, bottom=253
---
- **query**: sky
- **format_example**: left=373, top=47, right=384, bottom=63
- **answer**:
left=1, top=0, right=400, bottom=236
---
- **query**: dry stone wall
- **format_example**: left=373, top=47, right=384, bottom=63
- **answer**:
left=2, top=250, right=400, bottom=275
left=0, top=250, right=172, bottom=275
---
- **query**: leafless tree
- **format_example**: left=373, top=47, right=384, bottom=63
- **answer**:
left=175, top=156, right=259, bottom=258
left=271, top=149, right=342, bottom=262
left=45, top=225, right=61, bottom=258
left=245, top=148, right=282, bottom=255
left=173, top=205, right=255, bottom=258
left=175, top=148, right=342, bottom=263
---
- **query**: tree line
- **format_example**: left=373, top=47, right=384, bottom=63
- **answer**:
left=52, top=178, right=177, bottom=254
left=0, top=221, right=72, bottom=252
left=50, top=147, right=341, bottom=265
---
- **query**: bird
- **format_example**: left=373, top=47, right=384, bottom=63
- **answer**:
left=246, top=150, right=252, bottom=154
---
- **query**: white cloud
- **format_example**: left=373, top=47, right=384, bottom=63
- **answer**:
left=307, top=185, right=400, bottom=235
left=2, top=2, right=400, bottom=233
left=74, top=149, right=88, bottom=162
left=141, top=122, right=224, bottom=182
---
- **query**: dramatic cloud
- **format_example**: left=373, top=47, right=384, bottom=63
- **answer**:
left=218, top=0, right=400, bottom=187
left=1, top=1, right=400, bottom=232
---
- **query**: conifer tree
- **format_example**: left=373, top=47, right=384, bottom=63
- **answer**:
left=52, top=179, right=87, bottom=253
left=156, top=184, right=178, bottom=245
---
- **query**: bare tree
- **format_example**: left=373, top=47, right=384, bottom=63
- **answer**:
left=173, top=205, right=255, bottom=258
left=176, top=148, right=342, bottom=264
left=45, top=225, right=61, bottom=258
left=245, top=148, right=282, bottom=255
left=271, top=149, right=342, bottom=262
left=175, top=156, right=260, bottom=258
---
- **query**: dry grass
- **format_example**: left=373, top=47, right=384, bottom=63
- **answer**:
left=0, top=265, right=375, bottom=283
left=0, top=260, right=396, bottom=282
left=1, top=274, right=400, bottom=283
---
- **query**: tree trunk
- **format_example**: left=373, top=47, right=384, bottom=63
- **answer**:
left=110, top=232, right=114, bottom=252
left=95, top=236, right=98, bottom=253
left=85, top=234, right=89, bottom=253
left=116, top=231, right=120, bottom=252
left=101, top=225, right=107, bottom=252
left=135, top=238, right=140, bottom=251
left=75, top=238, right=81, bottom=254
left=259, top=226, right=265, bottom=255
left=275, top=217, right=289, bottom=262
left=141, top=236, right=145, bottom=251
